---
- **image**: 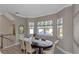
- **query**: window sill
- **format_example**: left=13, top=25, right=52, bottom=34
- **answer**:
left=37, top=34, right=53, bottom=37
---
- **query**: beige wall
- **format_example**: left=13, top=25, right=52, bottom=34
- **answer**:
left=57, top=6, right=73, bottom=53
left=73, top=4, right=79, bottom=53
left=0, top=15, right=14, bottom=34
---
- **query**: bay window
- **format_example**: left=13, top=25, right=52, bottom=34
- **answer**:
left=37, top=20, right=53, bottom=36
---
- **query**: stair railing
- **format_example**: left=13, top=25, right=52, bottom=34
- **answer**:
left=0, top=34, right=14, bottom=49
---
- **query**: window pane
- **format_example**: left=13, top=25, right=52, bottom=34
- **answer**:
left=45, top=28, right=53, bottom=36
left=29, top=28, right=34, bottom=34
left=38, top=28, right=44, bottom=33
left=45, top=21, right=47, bottom=26
left=57, top=18, right=63, bottom=25
left=60, top=27, right=63, bottom=37
left=57, top=18, right=63, bottom=39
left=48, top=20, right=53, bottom=25
left=38, top=28, right=44, bottom=35
left=29, top=22, right=34, bottom=35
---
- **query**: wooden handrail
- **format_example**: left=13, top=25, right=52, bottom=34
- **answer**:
left=2, top=36, right=14, bottom=42
left=0, top=34, right=14, bottom=49
left=0, top=35, right=3, bottom=49
left=73, top=39, right=79, bottom=47
left=0, top=34, right=14, bottom=36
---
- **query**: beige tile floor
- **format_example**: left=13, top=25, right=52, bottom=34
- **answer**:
left=0, top=45, right=23, bottom=54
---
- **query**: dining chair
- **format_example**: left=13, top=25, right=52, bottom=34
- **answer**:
left=19, top=40, right=26, bottom=53
left=25, top=41, right=36, bottom=54
left=43, top=40, right=59, bottom=54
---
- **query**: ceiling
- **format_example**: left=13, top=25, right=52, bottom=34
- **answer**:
left=0, top=4, right=72, bottom=18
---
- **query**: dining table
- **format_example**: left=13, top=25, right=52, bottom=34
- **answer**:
left=20, top=37, right=53, bottom=54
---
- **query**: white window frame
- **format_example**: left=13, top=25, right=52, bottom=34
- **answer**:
left=57, top=18, right=63, bottom=39
left=28, top=22, right=34, bottom=35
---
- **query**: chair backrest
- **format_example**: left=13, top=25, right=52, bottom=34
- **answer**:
left=52, top=40, right=59, bottom=53
left=19, top=40, right=26, bottom=50
left=25, top=41, right=33, bottom=53
left=54, top=40, right=59, bottom=45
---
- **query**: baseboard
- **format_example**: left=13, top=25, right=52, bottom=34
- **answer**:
left=57, top=46, right=72, bottom=54
left=3, top=42, right=20, bottom=49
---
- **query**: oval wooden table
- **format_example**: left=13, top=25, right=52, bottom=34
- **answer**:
left=31, top=40, right=53, bottom=54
